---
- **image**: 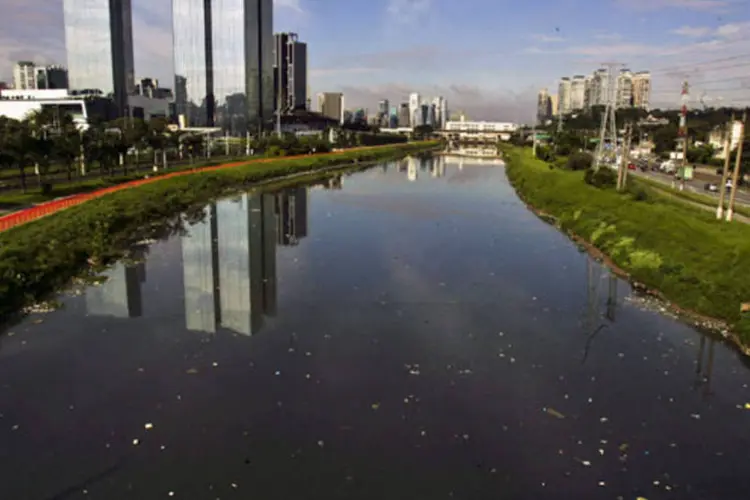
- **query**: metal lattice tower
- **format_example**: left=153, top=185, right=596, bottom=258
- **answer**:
left=593, top=63, right=623, bottom=170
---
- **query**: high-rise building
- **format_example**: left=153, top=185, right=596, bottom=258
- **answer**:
left=13, top=61, right=37, bottom=90
left=317, top=92, right=344, bottom=123
left=558, top=77, right=571, bottom=115
left=616, top=69, right=633, bottom=109
left=570, top=75, right=586, bottom=111
left=408, top=92, right=420, bottom=127
left=36, top=65, right=69, bottom=89
left=273, top=32, right=307, bottom=113
left=537, top=88, right=552, bottom=123
left=173, top=0, right=274, bottom=135
left=431, top=96, right=447, bottom=129
left=63, top=0, right=135, bottom=115
left=398, top=102, right=410, bottom=127
left=632, top=71, right=651, bottom=110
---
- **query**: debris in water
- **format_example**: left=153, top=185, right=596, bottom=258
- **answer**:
left=144, top=423, right=154, bottom=430
left=544, top=407, right=565, bottom=419
left=317, top=440, right=324, bottom=448
left=186, top=368, right=198, bottom=375
left=744, top=403, right=750, bottom=410
left=132, top=439, right=140, bottom=446
left=212, top=362, right=218, bottom=367
left=690, top=413, right=701, bottom=420
left=371, top=403, right=380, bottom=410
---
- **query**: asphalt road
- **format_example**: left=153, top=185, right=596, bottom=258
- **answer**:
left=631, top=169, right=750, bottom=206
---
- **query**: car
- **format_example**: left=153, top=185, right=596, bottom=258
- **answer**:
left=704, top=183, right=718, bottom=192
left=627, top=163, right=637, bottom=170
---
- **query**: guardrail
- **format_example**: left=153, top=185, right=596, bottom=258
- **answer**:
left=0, top=144, right=417, bottom=233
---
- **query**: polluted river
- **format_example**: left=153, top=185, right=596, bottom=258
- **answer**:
left=1, top=153, right=750, bottom=500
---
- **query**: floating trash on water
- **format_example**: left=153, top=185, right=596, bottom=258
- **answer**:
left=600, top=417, right=609, bottom=423
left=132, top=439, right=140, bottom=446
left=744, top=403, right=750, bottom=410
left=598, top=481, right=606, bottom=487
left=186, top=368, right=198, bottom=375
left=371, top=403, right=380, bottom=410
left=144, top=423, right=153, bottom=430
left=690, top=413, right=701, bottom=420
left=544, top=407, right=565, bottom=419
left=462, top=434, right=469, bottom=440
left=317, top=440, right=324, bottom=448
left=212, top=362, right=218, bottom=367
left=168, top=492, right=174, bottom=497
left=231, top=483, right=238, bottom=489
left=275, top=371, right=281, bottom=376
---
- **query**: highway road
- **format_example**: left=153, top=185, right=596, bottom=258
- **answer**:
left=630, top=168, right=750, bottom=207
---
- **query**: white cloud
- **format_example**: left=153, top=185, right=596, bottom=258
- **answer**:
left=617, top=0, right=731, bottom=11
left=671, top=25, right=712, bottom=37
left=386, top=0, right=432, bottom=23
left=531, top=34, right=566, bottom=43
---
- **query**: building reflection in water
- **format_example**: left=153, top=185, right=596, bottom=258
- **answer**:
left=275, top=188, right=308, bottom=246
left=407, top=157, right=418, bottom=182
left=694, top=336, right=716, bottom=399
left=581, top=260, right=618, bottom=364
left=86, top=251, right=146, bottom=318
left=181, top=188, right=308, bottom=336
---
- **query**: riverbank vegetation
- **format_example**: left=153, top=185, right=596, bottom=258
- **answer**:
left=0, top=141, right=438, bottom=321
left=501, top=145, right=750, bottom=349
left=0, top=112, right=408, bottom=204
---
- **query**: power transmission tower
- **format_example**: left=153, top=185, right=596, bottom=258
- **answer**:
left=617, top=122, right=632, bottom=191
left=593, top=63, right=622, bottom=171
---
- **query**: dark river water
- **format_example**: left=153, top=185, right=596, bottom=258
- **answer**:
left=2, top=154, right=750, bottom=500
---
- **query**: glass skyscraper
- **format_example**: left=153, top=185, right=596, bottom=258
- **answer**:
left=63, top=0, right=135, bottom=116
left=173, top=0, right=274, bottom=135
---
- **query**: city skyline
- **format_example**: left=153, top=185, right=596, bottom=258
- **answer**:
left=1, top=0, right=749, bottom=121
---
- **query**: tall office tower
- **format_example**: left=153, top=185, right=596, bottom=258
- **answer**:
left=398, top=102, right=410, bottom=127
left=632, top=71, right=651, bottom=110
left=617, top=69, right=634, bottom=109
left=537, top=88, right=552, bottom=123
left=317, top=92, right=344, bottom=123
left=570, top=75, right=586, bottom=111
left=550, top=94, right=559, bottom=116
left=431, top=96, right=447, bottom=129
left=36, top=65, right=69, bottom=89
left=173, top=0, right=274, bottom=135
left=408, top=92, right=420, bottom=127
left=64, top=0, right=135, bottom=115
left=13, top=61, right=37, bottom=90
left=273, top=32, right=307, bottom=113
left=378, top=99, right=389, bottom=116
left=557, top=77, right=571, bottom=115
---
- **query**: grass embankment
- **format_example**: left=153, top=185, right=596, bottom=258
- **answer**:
left=502, top=146, right=750, bottom=349
left=0, top=142, right=439, bottom=321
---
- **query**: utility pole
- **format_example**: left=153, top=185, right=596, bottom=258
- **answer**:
left=726, top=110, right=747, bottom=222
left=593, top=62, right=622, bottom=171
left=618, top=123, right=632, bottom=191
left=716, top=113, right=735, bottom=219
left=678, top=81, right=689, bottom=191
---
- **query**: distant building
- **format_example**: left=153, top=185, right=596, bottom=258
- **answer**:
left=549, top=93, right=559, bottom=116
left=398, top=102, right=410, bottom=127
left=64, top=0, right=135, bottom=117
left=37, top=65, right=69, bottom=90
left=274, top=32, right=307, bottom=113
left=558, top=77, right=571, bottom=115
left=317, top=92, right=344, bottom=123
left=632, top=71, right=651, bottom=110
left=135, top=77, right=173, bottom=100
left=617, top=69, right=633, bottom=108
left=537, top=88, right=552, bottom=123
left=570, top=75, right=586, bottom=111
left=13, top=61, right=37, bottom=90
left=408, top=92, right=420, bottom=127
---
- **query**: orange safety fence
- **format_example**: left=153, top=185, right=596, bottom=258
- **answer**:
left=0, top=144, right=408, bottom=233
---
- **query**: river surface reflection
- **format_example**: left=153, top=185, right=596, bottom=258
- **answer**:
left=1, top=155, right=749, bottom=500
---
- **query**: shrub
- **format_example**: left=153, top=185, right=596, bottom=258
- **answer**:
left=584, top=167, right=617, bottom=188
left=566, top=152, right=594, bottom=171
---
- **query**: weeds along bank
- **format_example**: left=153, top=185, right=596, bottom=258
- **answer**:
left=502, top=146, right=750, bottom=349
left=0, top=142, right=439, bottom=321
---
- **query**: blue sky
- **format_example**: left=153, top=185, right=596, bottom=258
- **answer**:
left=1, top=0, right=748, bottom=121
